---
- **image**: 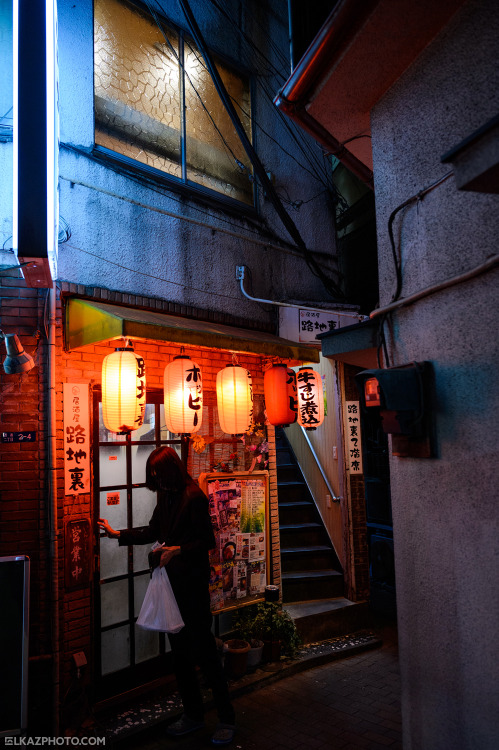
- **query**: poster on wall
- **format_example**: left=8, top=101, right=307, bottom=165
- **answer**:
left=63, top=383, right=90, bottom=495
left=199, top=471, right=269, bottom=614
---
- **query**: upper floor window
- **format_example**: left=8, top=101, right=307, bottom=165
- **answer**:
left=94, top=0, right=254, bottom=205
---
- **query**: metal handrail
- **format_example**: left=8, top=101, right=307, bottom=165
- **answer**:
left=299, top=426, right=341, bottom=503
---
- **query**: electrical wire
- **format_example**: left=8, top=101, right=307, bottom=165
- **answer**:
left=207, top=0, right=288, bottom=83
left=146, top=0, right=245, bottom=174
left=0, top=106, right=13, bottom=123
left=59, top=159, right=318, bottom=259
left=388, top=171, right=453, bottom=303
left=375, top=170, right=455, bottom=368
left=63, top=241, right=252, bottom=303
left=183, top=40, right=328, bottom=188
left=206, top=0, right=333, bottom=188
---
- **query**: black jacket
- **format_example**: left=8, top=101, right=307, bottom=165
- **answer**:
left=119, top=482, right=215, bottom=585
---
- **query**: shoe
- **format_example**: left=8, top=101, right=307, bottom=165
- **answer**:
left=211, top=723, right=235, bottom=745
left=166, top=714, right=204, bottom=736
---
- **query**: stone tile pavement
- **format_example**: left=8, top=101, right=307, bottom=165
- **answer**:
left=117, top=622, right=401, bottom=750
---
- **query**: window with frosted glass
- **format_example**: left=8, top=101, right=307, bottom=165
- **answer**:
left=95, top=394, right=179, bottom=690
left=94, top=0, right=253, bottom=204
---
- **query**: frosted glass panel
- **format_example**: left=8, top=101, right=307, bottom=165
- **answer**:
left=100, top=445, right=126, bottom=486
left=99, top=488, right=128, bottom=529
left=132, top=486, right=157, bottom=527
left=134, top=573, right=151, bottom=617
left=159, top=405, right=178, bottom=441
left=134, top=544, right=152, bottom=573
left=132, top=404, right=155, bottom=442
left=131, top=443, right=154, bottom=484
left=101, top=625, right=130, bottom=675
left=98, top=402, right=125, bottom=443
left=94, top=0, right=182, bottom=177
left=101, top=579, right=129, bottom=627
left=100, top=535, right=128, bottom=580
left=184, top=38, right=252, bottom=203
left=135, top=624, right=160, bottom=663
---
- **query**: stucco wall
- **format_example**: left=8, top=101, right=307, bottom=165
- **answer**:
left=370, top=1, right=499, bottom=748
left=55, top=0, right=339, bottom=325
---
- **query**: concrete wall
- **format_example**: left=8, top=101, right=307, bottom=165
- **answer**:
left=371, top=1, right=499, bottom=747
left=55, top=0, right=339, bottom=325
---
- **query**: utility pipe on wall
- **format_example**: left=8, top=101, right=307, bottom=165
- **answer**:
left=48, top=282, right=60, bottom=734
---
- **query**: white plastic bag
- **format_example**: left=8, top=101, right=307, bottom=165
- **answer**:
left=136, top=566, right=184, bottom=634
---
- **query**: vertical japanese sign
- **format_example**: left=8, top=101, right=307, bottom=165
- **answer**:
left=345, top=401, right=363, bottom=474
left=63, top=383, right=90, bottom=495
left=296, top=368, right=323, bottom=428
left=65, top=519, right=91, bottom=589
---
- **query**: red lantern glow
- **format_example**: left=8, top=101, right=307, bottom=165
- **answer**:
left=264, top=364, right=297, bottom=426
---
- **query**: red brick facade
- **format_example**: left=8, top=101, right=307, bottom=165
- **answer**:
left=1, top=273, right=283, bottom=731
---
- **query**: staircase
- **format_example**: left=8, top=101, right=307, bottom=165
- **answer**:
left=276, top=428, right=368, bottom=642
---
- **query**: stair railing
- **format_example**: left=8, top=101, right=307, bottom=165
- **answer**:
left=299, top=426, right=341, bottom=503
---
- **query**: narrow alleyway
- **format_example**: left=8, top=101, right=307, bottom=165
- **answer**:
left=118, top=622, right=401, bottom=750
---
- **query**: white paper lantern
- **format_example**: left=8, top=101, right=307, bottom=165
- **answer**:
left=164, top=355, right=203, bottom=434
left=296, top=366, right=324, bottom=430
left=102, top=342, right=146, bottom=434
left=216, top=364, right=253, bottom=434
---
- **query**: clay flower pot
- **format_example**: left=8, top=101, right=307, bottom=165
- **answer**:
left=225, top=639, right=250, bottom=678
left=246, top=639, right=264, bottom=669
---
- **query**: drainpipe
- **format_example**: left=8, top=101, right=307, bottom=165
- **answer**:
left=48, top=282, right=60, bottom=734
left=274, top=0, right=375, bottom=189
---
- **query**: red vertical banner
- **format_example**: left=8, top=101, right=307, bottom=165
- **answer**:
left=65, top=518, right=91, bottom=590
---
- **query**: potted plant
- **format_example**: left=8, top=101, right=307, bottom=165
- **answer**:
left=224, top=638, right=251, bottom=678
left=234, top=602, right=301, bottom=662
left=233, top=607, right=265, bottom=669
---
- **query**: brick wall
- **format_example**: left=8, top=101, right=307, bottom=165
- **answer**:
left=57, top=289, right=280, bottom=712
left=1, top=276, right=283, bottom=729
left=0, top=270, right=53, bottom=729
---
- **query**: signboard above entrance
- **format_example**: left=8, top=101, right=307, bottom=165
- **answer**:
left=279, top=306, right=363, bottom=346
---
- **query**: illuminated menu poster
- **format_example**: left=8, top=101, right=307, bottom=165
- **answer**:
left=199, top=471, right=269, bottom=613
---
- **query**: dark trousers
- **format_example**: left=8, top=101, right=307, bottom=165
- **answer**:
left=169, top=577, right=235, bottom=725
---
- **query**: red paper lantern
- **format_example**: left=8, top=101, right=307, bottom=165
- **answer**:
left=264, top=364, right=297, bottom=426
left=164, top=355, right=203, bottom=434
left=216, top=364, right=253, bottom=434
left=296, top=367, right=324, bottom=430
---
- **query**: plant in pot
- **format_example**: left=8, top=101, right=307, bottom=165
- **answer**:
left=237, top=602, right=301, bottom=662
left=233, top=606, right=264, bottom=669
left=224, top=637, right=250, bottom=679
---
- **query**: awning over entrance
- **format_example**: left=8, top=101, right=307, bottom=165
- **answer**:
left=317, top=319, right=378, bottom=368
left=65, top=298, right=320, bottom=363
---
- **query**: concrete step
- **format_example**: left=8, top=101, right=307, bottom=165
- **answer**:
left=277, top=480, right=311, bottom=504
left=279, top=522, right=329, bottom=547
left=278, top=500, right=318, bottom=525
left=285, top=598, right=370, bottom=644
left=276, top=464, right=302, bottom=483
left=281, top=544, right=338, bottom=572
left=281, top=569, right=344, bottom=602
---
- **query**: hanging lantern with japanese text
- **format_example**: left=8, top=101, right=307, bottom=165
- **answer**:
left=296, top=366, right=324, bottom=430
left=164, top=355, right=203, bottom=434
left=264, top=364, right=297, bottom=426
left=101, top=341, right=146, bottom=434
left=216, top=364, right=253, bottom=435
